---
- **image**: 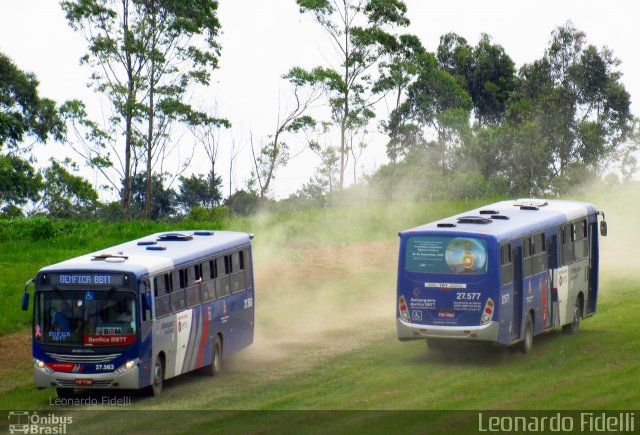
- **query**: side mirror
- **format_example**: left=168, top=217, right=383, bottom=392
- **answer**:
left=21, top=292, right=30, bottom=311
left=600, top=221, right=607, bottom=237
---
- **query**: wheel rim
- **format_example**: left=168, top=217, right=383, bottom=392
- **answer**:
left=573, top=304, right=580, bottom=330
left=213, top=342, right=221, bottom=372
left=525, top=319, right=533, bottom=351
left=154, top=359, right=163, bottom=392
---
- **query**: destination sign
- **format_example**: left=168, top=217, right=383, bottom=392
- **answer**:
left=50, top=273, right=125, bottom=286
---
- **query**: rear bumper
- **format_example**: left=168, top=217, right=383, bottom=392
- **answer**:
left=397, top=317, right=499, bottom=342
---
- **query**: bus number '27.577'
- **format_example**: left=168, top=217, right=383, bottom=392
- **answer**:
left=456, top=292, right=481, bottom=300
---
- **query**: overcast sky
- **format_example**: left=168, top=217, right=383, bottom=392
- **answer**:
left=0, top=0, right=638, bottom=200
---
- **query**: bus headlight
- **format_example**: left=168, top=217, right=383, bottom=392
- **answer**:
left=33, top=358, right=54, bottom=374
left=114, top=358, right=139, bottom=376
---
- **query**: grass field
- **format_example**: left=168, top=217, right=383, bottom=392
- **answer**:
left=0, top=192, right=638, bottom=433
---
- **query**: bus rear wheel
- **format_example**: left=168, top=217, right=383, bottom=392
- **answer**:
left=521, top=314, right=533, bottom=354
left=563, top=298, right=581, bottom=335
left=147, top=355, right=164, bottom=396
left=205, top=335, right=222, bottom=376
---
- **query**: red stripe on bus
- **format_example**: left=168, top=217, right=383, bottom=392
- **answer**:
left=196, top=307, right=210, bottom=367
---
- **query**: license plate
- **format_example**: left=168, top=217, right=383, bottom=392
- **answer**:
left=75, top=379, right=93, bottom=386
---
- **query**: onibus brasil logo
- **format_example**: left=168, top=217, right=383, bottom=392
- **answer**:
left=8, top=411, right=73, bottom=434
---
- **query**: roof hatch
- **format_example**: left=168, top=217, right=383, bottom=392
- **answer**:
left=457, top=216, right=492, bottom=224
left=91, top=252, right=128, bottom=262
left=157, top=233, right=193, bottom=242
left=514, top=199, right=548, bottom=208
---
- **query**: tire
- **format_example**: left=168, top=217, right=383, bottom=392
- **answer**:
left=205, top=335, right=222, bottom=376
left=147, top=355, right=164, bottom=396
left=56, top=388, right=75, bottom=399
left=563, top=298, right=581, bottom=335
left=521, top=314, right=533, bottom=354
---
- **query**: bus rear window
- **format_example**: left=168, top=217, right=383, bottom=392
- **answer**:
left=405, top=236, right=488, bottom=274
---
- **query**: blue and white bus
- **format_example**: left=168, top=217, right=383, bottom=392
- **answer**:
left=22, top=230, right=255, bottom=397
left=396, top=199, right=607, bottom=353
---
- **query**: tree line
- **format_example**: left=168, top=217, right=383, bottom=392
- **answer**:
left=1, top=1, right=637, bottom=221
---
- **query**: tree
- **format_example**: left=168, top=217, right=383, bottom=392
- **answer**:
left=61, top=0, right=225, bottom=219
left=250, top=67, right=322, bottom=199
left=36, top=159, right=99, bottom=218
left=389, top=52, right=473, bottom=174
left=130, top=171, right=177, bottom=220
left=513, top=22, right=631, bottom=189
left=0, top=52, right=65, bottom=149
left=295, top=0, right=410, bottom=191
left=225, top=189, right=259, bottom=217
left=0, top=52, right=65, bottom=216
left=177, top=171, right=222, bottom=214
left=0, top=154, right=41, bottom=216
left=376, top=34, right=426, bottom=162
left=437, top=33, right=515, bottom=126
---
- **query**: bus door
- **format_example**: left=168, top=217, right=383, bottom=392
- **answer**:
left=586, top=222, right=598, bottom=315
left=512, top=246, right=523, bottom=340
left=229, top=250, right=252, bottom=350
left=548, top=235, right=561, bottom=328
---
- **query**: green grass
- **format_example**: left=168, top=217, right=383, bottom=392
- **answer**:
left=1, top=193, right=638, bottom=433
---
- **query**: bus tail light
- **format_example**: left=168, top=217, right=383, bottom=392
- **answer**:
left=480, top=298, right=495, bottom=325
left=398, top=295, right=410, bottom=321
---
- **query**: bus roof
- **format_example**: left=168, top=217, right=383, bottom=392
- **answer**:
left=38, top=230, right=252, bottom=277
left=401, top=199, right=597, bottom=243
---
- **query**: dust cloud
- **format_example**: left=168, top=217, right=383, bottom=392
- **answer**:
left=587, top=181, right=640, bottom=286
left=230, top=181, right=639, bottom=374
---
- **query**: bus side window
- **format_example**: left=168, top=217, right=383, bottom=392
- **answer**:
left=141, top=279, right=152, bottom=322
left=216, top=256, right=231, bottom=298
left=562, top=225, right=575, bottom=264
left=230, top=251, right=245, bottom=293
left=154, top=275, right=171, bottom=318
left=574, top=219, right=588, bottom=260
left=500, top=244, right=512, bottom=286
left=171, top=270, right=186, bottom=313
left=523, top=238, right=533, bottom=277
left=201, top=261, right=215, bottom=302
left=186, top=265, right=201, bottom=308
left=532, top=233, right=546, bottom=275
left=179, top=269, right=188, bottom=289
left=244, top=249, right=254, bottom=289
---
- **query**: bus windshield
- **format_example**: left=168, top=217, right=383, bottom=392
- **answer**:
left=405, top=236, right=488, bottom=274
left=35, top=290, right=137, bottom=346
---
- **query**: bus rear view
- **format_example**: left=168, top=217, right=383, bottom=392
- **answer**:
left=397, top=232, right=499, bottom=345
left=396, top=199, right=606, bottom=354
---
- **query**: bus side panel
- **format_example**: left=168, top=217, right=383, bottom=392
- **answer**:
left=497, top=281, right=514, bottom=345
left=181, top=307, right=204, bottom=374
left=152, top=314, right=179, bottom=379
left=555, top=265, right=569, bottom=326
left=138, top=323, right=154, bottom=389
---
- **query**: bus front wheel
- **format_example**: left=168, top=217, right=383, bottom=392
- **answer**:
left=147, top=355, right=164, bottom=396
left=521, top=314, right=533, bottom=354
left=563, top=298, right=581, bottom=335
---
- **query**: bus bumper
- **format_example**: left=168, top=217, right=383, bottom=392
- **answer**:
left=34, top=366, right=141, bottom=390
left=396, top=318, right=499, bottom=342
